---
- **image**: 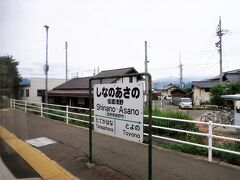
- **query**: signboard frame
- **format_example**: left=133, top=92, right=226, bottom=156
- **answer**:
left=94, top=82, right=144, bottom=143
left=89, top=73, right=152, bottom=180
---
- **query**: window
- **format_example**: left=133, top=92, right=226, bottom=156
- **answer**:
left=37, top=89, right=45, bottom=96
left=129, top=77, right=133, bottom=83
left=26, top=89, right=29, bottom=97
left=205, top=88, right=210, bottom=92
left=237, top=106, right=240, bottom=114
left=20, top=89, right=24, bottom=97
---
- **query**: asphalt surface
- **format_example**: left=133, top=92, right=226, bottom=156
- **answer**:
left=0, top=139, right=41, bottom=180
left=0, top=157, right=40, bottom=180
left=1, top=109, right=240, bottom=180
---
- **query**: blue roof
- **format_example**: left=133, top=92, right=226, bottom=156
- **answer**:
left=20, top=78, right=31, bottom=87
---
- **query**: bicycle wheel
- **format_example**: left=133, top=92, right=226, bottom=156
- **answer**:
left=200, top=114, right=213, bottom=122
left=228, top=118, right=235, bottom=125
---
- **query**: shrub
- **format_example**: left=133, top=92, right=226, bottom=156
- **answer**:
left=214, top=142, right=240, bottom=166
left=68, top=113, right=90, bottom=128
left=144, top=109, right=207, bottom=156
left=164, top=143, right=208, bottom=155
left=144, top=109, right=204, bottom=143
left=46, top=107, right=66, bottom=122
left=210, top=82, right=240, bottom=106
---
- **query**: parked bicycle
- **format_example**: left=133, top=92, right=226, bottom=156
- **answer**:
left=200, top=107, right=234, bottom=125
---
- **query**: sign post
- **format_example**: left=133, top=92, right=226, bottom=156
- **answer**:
left=89, top=73, right=152, bottom=180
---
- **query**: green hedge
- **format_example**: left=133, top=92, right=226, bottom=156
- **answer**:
left=214, top=142, right=240, bottom=166
left=144, top=109, right=206, bottom=144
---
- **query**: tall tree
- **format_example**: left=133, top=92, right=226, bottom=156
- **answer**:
left=0, top=55, right=21, bottom=98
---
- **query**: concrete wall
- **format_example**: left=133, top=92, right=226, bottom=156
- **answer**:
left=193, top=87, right=210, bottom=106
left=20, top=78, right=65, bottom=102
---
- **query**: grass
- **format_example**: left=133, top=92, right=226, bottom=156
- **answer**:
left=213, top=142, right=240, bottom=166
left=145, top=109, right=205, bottom=142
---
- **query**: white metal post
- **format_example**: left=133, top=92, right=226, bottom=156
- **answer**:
left=14, top=99, right=15, bottom=109
left=24, top=101, right=27, bottom=112
left=10, top=99, right=12, bottom=109
left=41, top=103, right=43, bottom=117
left=66, top=105, right=69, bottom=124
left=208, top=121, right=213, bottom=162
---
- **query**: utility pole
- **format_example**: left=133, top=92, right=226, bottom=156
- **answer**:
left=65, top=41, right=68, bottom=82
left=145, top=41, right=149, bottom=102
left=97, top=67, right=100, bottom=74
left=216, top=16, right=228, bottom=84
left=178, top=51, right=184, bottom=88
left=44, top=25, right=49, bottom=104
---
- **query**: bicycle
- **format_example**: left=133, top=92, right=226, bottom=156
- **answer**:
left=200, top=112, right=216, bottom=122
left=200, top=107, right=234, bottom=125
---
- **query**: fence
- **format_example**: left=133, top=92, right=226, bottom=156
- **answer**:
left=10, top=99, right=240, bottom=162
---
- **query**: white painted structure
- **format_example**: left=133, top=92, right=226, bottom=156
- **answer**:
left=94, top=82, right=144, bottom=143
left=221, top=94, right=240, bottom=126
left=20, top=78, right=65, bottom=102
left=11, top=99, right=240, bottom=162
left=193, top=86, right=211, bottom=106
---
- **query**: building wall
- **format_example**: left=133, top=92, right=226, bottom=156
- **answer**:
left=193, top=87, right=210, bottom=106
left=115, top=77, right=138, bottom=84
left=171, top=91, right=187, bottom=105
left=20, top=78, right=65, bottom=102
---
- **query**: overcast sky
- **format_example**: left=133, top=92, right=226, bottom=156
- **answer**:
left=1, top=0, right=240, bottom=81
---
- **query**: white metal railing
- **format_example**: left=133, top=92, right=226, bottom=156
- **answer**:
left=10, top=99, right=240, bottom=162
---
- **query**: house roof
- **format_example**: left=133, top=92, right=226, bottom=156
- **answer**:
left=210, top=69, right=240, bottom=81
left=95, top=67, right=138, bottom=78
left=48, top=89, right=89, bottom=97
left=192, top=80, right=220, bottom=88
left=53, top=77, right=91, bottom=90
left=192, top=69, right=240, bottom=89
left=19, top=78, right=31, bottom=87
left=161, top=84, right=178, bottom=91
left=225, top=74, right=240, bottom=82
left=94, top=67, right=141, bottom=83
left=171, top=88, right=187, bottom=94
left=49, top=67, right=140, bottom=96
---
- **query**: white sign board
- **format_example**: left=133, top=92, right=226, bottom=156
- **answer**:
left=94, top=82, right=144, bottom=143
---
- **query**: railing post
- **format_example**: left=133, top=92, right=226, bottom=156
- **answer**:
left=14, top=99, right=16, bottom=109
left=41, top=103, right=43, bottom=117
left=66, top=105, right=69, bottom=124
left=10, top=99, right=12, bottom=109
left=208, top=121, right=213, bottom=162
left=24, top=101, right=27, bottom=112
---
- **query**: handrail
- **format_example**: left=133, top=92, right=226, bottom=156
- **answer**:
left=11, top=99, right=240, bottom=162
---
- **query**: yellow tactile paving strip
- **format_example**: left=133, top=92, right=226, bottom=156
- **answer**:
left=0, top=125, right=77, bottom=180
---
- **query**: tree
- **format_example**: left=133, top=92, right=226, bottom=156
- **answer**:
left=210, top=82, right=240, bottom=106
left=0, top=55, right=21, bottom=98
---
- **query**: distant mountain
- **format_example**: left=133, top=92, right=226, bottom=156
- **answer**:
left=153, top=75, right=211, bottom=89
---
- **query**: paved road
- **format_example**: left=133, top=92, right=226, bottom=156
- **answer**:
left=156, top=100, right=212, bottom=120
left=1, top=109, right=240, bottom=180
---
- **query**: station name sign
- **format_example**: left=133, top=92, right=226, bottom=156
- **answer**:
left=94, top=82, right=144, bottom=143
